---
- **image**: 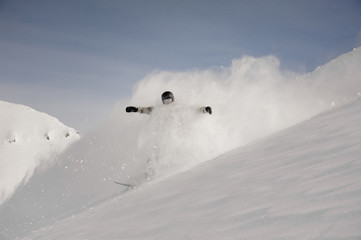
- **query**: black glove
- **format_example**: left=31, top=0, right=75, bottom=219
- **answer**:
left=126, top=106, right=138, bottom=113
left=205, top=106, right=212, bottom=115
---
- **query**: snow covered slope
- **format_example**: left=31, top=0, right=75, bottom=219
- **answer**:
left=1, top=47, right=360, bottom=239
left=0, top=101, right=80, bottom=205
left=23, top=96, right=361, bottom=240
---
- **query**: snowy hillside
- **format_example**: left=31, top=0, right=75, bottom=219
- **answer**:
left=22, top=93, right=361, bottom=240
left=0, top=47, right=360, bottom=239
left=0, top=101, right=80, bottom=205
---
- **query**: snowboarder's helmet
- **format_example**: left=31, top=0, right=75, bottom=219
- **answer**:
left=161, top=91, right=174, bottom=104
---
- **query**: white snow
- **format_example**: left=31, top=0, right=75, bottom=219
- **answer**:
left=21, top=98, right=361, bottom=240
left=0, top=47, right=361, bottom=240
left=0, top=101, right=80, bottom=205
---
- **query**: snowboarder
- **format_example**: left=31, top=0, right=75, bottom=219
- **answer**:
left=126, top=91, right=212, bottom=114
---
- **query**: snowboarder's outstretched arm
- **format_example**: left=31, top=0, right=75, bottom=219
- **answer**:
left=126, top=106, right=153, bottom=114
left=200, top=106, right=212, bottom=115
left=126, top=105, right=211, bottom=115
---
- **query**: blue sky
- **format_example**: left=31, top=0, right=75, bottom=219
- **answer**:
left=1, top=0, right=361, bottom=131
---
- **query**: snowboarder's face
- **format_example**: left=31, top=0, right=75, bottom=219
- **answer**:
left=162, top=98, right=173, bottom=105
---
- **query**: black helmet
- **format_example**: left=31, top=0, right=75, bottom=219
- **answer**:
left=161, top=91, right=174, bottom=104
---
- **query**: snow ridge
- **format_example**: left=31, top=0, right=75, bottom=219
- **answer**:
left=0, top=101, right=80, bottom=205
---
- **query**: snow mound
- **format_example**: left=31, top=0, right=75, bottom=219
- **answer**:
left=0, top=101, right=80, bottom=205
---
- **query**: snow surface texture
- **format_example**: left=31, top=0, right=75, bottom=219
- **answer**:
left=0, top=47, right=360, bottom=239
left=22, top=93, right=361, bottom=240
left=0, top=101, right=80, bottom=205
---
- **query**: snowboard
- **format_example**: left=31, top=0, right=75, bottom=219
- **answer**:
left=114, top=181, right=135, bottom=190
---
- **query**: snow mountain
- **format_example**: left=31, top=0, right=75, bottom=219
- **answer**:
left=20, top=91, right=361, bottom=240
left=1, top=47, right=361, bottom=239
left=0, top=101, right=80, bottom=206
